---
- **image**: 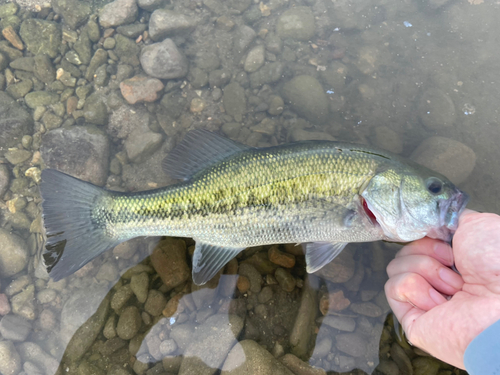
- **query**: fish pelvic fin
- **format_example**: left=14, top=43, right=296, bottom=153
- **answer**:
left=40, top=169, right=121, bottom=281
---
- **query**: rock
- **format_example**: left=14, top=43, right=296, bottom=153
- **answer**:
left=6, top=80, right=32, bottom=99
left=140, top=38, right=188, bottom=79
left=321, top=315, right=356, bottom=332
left=349, top=302, right=383, bottom=317
left=19, top=19, right=61, bottom=58
left=281, top=354, right=327, bottom=375
left=114, top=34, right=141, bottom=66
left=52, top=0, right=91, bottom=29
left=335, top=333, right=367, bottom=357
left=412, top=356, right=440, bottom=375
left=223, top=82, right=246, bottom=120
left=314, top=250, right=355, bottom=283
left=10, top=57, right=34, bottom=71
left=85, top=48, right=108, bottom=81
left=238, top=263, right=261, bottom=293
left=5, top=149, right=31, bottom=165
left=151, top=238, right=190, bottom=291
left=275, top=268, right=296, bottom=292
left=373, top=126, right=403, bottom=154
left=95, top=262, right=119, bottom=282
left=190, top=98, right=206, bottom=113
left=276, top=7, right=315, bottom=41
left=107, top=104, right=150, bottom=139
left=10, top=284, right=35, bottom=320
left=233, top=25, right=256, bottom=59
left=144, top=290, right=167, bottom=316
left=111, top=285, right=134, bottom=312
left=376, top=360, right=400, bottom=375
left=179, top=314, right=244, bottom=374
left=170, top=322, right=196, bottom=351
left=244, top=44, right=265, bottom=73
left=282, top=75, right=329, bottom=124
left=72, top=30, right=91, bottom=64
left=0, top=341, right=21, bottom=375
left=268, top=246, right=295, bottom=268
left=42, top=111, right=63, bottom=130
left=0, top=314, right=32, bottom=341
left=99, top=0, right=138, bottom=28
left=138, top=0, right=167, bottom=11
left=120, top=75, right=164, bottom=104
left=24, top=91, right=59, bottom=108
left=0, top=91, right=33, bottom=150
left=0, top=3, right=18, bottom=18
left=116, top=306, right=141, bottom=340
left=222, top=340, right=294, bottom=375
left=390, top=343, right=413, bottom=375
left=0, top=228, right=28, bottom=278
left=319, top=290, right=350, bottom=314
left=0, top=165, right=10, bottom=197
left=83, top=93, right=108, bottom=125
left=268, top=95, right=284, bottom=116
left=188, top=67, right=208, bottom=89
left=290, top=277, right=317, bottom=358
left=17, top=342, right=59, bottom=375
left=124, top=130, right=163, bottom=163
left=149, top=9, right=197, bottom=41
left=0, top=294, right=10, bottom=315
left=418, top=88, right=456, bottom=130
left=209, top=68, right=231, bottom=88
left=131, top=272, right=149, bottom=303
left=103, top=37, right=116, bottom=49
left=411, top=136, right=476, bottom=184
left=33, top=54, right=56, bottom=83
left=40, top=126, right=110, bottom=186
left=236, top=276, right=250, bottom=293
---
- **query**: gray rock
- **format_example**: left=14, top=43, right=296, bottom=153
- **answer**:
left=289, top=277, right=317, bottom=358
left=179, top=314, right=244, bottom=374
left=111, top=284, right=134, bottom=312
left=114, top=34, right=141, bottom=66
left=223, top=82, right=246, bottom=121
left=116, top=306, right=141, bottom=340
left=144, top=290, right=166, bottom=317
left=52, top=0, right=91, bottom=29
left=233, top=25, right=256, bottom=59
left=24, top=91, right=59, bottom=109
left=64, top=296, right=110, bottom=362
left=149, top=9, right=197, bottom=41
left=0, top=164, right=9, bottom=197
left=87, top=19, right=101, bottom=42
left=276, top=7, right=315, bottom=41
left=249, top=61, right=284, bottom=88
left=17, top=342, right=59, bottom=375
left=335, top=333, right=367, bottom=357
left=41, top=126, right=110, bottom=186
left=83, top=92, right=108, bottom=125
left=349, top=302, right=383, bottom=317
left=72, top=30, right=91, bottom=64
left=10, top=57, right=35, bottom=71
left=208, top=69, right=231, bottom=89
left=140, top=38, right=188, bottom=79
left=0, top=91, right=33, bottom=150
left=6, top=80, right=33, bottom=99
left=4, top=149, right=31, bottom=165
left=138, top=0, right=167, bottom=11
left=10, top=284, right=35, bottom=320
left=170, top=322, right=196, bottom=352
left=116, top=23, right=147, bottom=38
left=0, top=228, right=28, bottom=278
left=124, top=130, right=163, bottom=163
left=275, top=268, right=295, bottom=292
left=0, top=314, right=33, bottom=341
left=107, top=104, right=150, bottom=139
left=0, top=341, right=21, bottom=375
left=99, top=0, right=138, bottom=28
left=418, top=88, right=456, bottom=130
left=85, top=48, right=108, bottom=81
left=244, top=45, right=265, bottom=73
left=282, top=75, right=329, bottom=124
left=411, top=136, right=476, bottom=184
left=238, top=263, right=261, bottom=293
left=0, top=3, right=18, bottom=18
left=33, top=54, right=56, bottom=84
left=222, top=340, right=294, bottom=375
left=321, top=315, right=356, bottom=332
left=130, top=272, right=149, bottom=303
left=159, top=339, right=177, bottom=356
left=19, top=19, right=61, bottom=58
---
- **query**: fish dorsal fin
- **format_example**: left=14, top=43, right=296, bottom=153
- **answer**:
left=163, top=129, right=250, bottom=180
left=303, top=241, right=348, bottom=273
left=192, top=241, right=246, bottom=285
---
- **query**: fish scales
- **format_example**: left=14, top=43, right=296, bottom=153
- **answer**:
left=99, top=142, right=379, bottom=245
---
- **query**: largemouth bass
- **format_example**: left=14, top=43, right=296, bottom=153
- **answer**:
left=40, top=130, right=468, bottom=284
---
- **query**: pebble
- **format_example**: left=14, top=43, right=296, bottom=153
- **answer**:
left=268, top=245, right=296, bottom=268
left=237, top=275, right=250, bottom=293
left=249, top=61, right=284, bottom=88
left=289, top=277, right=317, bottom=358
left=233, top=25, right=256, bottom=60
left=257, top=286, right=273, bottom=304
left=99, top=0, right=138, bottom=28
left=17, top=342, right=59, bottom=375
left=116, top=306, right=141, bottom=340
left=0, top=341, right=21, bottom=375
left=0, top=228, right=28, bottom=278
left=282, top=75, right=329, bottom=124
left=275, top=268, right=296, bottom=292
left=131, top=272, right=149, bottom=303
left=0, top=164, right=10, bottom=197
left=376, top=359, right=400, bottom=375
left=238, top=263, right=261, bottom=293
left=321, top=315, right=356, bottom=332
left=0, top=294, right=11, bottom=315
left=38, top=309, right=56, bottom=331
left=159, top=339, right=177, bottom=356
left=19, top=19, right=61, bottom=58
left=169, top=322, right=196, bottom=351
left=411, top=136, right=476, bottom=184
left=390, top=343, right=413, bottom=375
left=0, top=314, right=32, bottom=341
left=111, top=284, right=134, bottom=312
left=418, top=88, right=456, bottom=130
left=189, top=98, right=206, bottom=113
left=244, top=44, right=265, bottom=73
left=412, top=356, right=441, bottom=375
left=281, top=353, right=327, bottom=375
left=335, top=333, right=367, bottom=357
left=151, top=238, right=190, bottom=291
left=374, top=126, right=403, bottom=154
left=2, top=25, right=23, bottom=50
left=350, top=302, right=383, bottom=317
left=36, top=289, right=56, bottom=304
left=315, top=250, right=355, bottom=283
left=223, top=82, right=247, bottom=121
left=149, top=9, right=197, bottom=41
left=120, top=75, right=164, bottom=104
left=144, top=289, right=167, bottom=317
left=319, top=290, right=350, bottom=314
left=140, top=38, right=188, bottom=79
left=276, top=7, right=316, bottom=41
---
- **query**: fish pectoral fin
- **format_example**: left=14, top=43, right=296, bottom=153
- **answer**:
left=192, top=242, right=246, bottom=285
left=303, top=241, right=349, bottom=274
left=162, top=129, right=250, bottom=180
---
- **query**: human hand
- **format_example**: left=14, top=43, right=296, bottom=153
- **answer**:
left=384, top=209, right=500, bottom=369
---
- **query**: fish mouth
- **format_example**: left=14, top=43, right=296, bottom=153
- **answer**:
left=439, top=189, right=469, bottom=232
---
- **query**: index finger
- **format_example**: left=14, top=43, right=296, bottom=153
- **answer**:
left=395, top=238, right=455, bottom=267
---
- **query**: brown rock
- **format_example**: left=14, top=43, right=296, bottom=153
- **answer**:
left=2, top=26, right=24, bottom=50
left=236, top=275, right=250, bottom=293
left=151, top=238, right=190, bottom=291
left=315, top=250, right=355, bottom=283
left=66, top=96, right=78, bottom=114
left=0, top=294, right=11, bottom=315
left=162, top=292, right=184, bottom=317
left=119, top=75, right=164, bottom=104
left=268, top=245, right=296, bottom=268
left=319, top=290, right=350, bottom=315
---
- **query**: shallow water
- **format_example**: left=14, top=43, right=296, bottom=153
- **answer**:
left=0, top=0, right=496, bottom=374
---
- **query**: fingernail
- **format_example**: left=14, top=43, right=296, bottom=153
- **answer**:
left=439, top=267, right=463, bottom=290
left=433, top=242, right=454, bottom=264
left=429, top=287, right=446, bottom=305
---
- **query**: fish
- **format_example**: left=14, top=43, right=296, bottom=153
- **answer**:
left=39, top=129, right=469, bottom=284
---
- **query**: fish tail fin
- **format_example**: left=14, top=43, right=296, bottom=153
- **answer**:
left=40, top=169, right=120, bottom=281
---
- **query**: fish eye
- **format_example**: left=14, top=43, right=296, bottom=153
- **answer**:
left=426, top=177, right=443, bottom=194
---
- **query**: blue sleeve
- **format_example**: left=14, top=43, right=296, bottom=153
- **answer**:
left=464, top=319, right=500, bottom=375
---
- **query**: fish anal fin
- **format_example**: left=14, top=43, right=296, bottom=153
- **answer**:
left=304, top=241, right=348, bottom=274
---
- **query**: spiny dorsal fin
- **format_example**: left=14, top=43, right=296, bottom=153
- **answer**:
left=162, top=129, right=250, bottom=181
